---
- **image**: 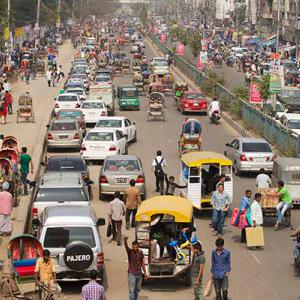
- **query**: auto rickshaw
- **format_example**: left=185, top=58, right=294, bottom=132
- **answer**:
left=135, top=196, right=195, bottom=286
left=180, top=151, right=233, bottom=209
left=117, top=85, right=140, bottom=111
left=162, top=73, right=174, bottom=95
left=147, top=92, right=166, bottom=121
left=122, top=58, right=131, bottom=73
left=178, top=118, right=202, bottom=156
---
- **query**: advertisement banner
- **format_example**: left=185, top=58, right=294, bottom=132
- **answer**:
left=160, top=33, right=166, bottom=44
left=176, top=43, right=184, bottom=56
left=200, top=51, right=208, bottom=64
left=269, top=73, right=281, bottom=94
left=15, top=27, right=25, bottom=37
left=4, top=27, right=9, bottom=40
left=197, top=55, right=203, bottom=71
left=201, top=38, right=208, bottom=51
left=249, top=82, right=262, bottom=104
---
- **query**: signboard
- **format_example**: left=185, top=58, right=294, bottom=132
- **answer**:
left=269, top=53, right=281, bottom=94
left=176, top=43, right=184, bottom=56
left=4, top=27, right=9, bottom=41
left=249, top=82, right=262, bottom=104
left=200, top=51, right=208, bottom=64
left=197, top=55, right=203, bottom=71
left=160, top=33, right=166, bottom=44
left=201, top=38, right=208, bottom=51
left=15, top=27, right=25, bottom=37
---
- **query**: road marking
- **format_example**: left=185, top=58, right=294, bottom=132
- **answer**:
left=251, top=253, right=261, bottom=264
left=168, top=138, right=173, bottom=143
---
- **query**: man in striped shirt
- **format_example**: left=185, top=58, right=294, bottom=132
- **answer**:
left=82, top=270, right=106, bottom=300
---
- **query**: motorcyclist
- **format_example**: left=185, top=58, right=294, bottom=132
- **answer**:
left=208, top=97, right=221, bottom=119
left=291, top=226, right=300, bottom=267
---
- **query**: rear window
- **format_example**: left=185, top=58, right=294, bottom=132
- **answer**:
left=185, top=93, right=204, bottom=99
left=67, top=89, right=83, bottom=95
left=288, top=120, right=300, bottom=129
left=35, top=188, right=88, bottom=202
left=58, top=95, right=77, bottom=102
left=51, top=122, right=76, bottom=131
left=57, top=111, right=82, bottom=118
left=96, top=119, right=122, bottom=128
left=82, top=102, right=104, bottom=109
left=86, top=132, right=113, bottom=141
left=47, top=159, right=86, bottom=172
left=44, top=227, right=95, bottom=248
left=95, top=77, right=110, bottom=82
left=242, top=142, right=272, bottom=152
left=104, top=159, right=140, bottom=172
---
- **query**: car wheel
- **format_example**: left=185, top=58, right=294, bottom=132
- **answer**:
left=132, top=131, right=137, bottom=142
left=234, top=162, right=241, bottom=176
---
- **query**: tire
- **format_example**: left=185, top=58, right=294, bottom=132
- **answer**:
left=234, top=162, right=241, bottom=176
left=184, top=268, right=192, bottom=286
left=132, top=131, right=137, bottom=142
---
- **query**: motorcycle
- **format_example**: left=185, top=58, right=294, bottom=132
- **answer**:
left=210, top=110, right=221, bottom=124
left=292, top=233, right=300, bottom=268
left=226, top=56, right=234, bottom=67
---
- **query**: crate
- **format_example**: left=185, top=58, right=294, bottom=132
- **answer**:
left=258, top=188, right=280, bottom=208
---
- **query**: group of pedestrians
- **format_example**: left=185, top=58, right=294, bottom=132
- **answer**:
left=46, top=65, right=64, bottom=88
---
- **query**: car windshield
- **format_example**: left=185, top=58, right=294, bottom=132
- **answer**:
left=242, top=142, right=272, bottom=152
left=67, top=90, right=83, bottom=95
left=104, top=159, right=140, bottom=171
left=58, top=95, right=77, bottom=102
left=58, top=111, right=81, bottom=118
left=47, top=159, right=86, bottom=172
left=183, top=122, right=202, bottom=134
left=86, top=132, right=113, bottom=141
left=35, top=188, right=88, bottom=202
left=51, top=122, right=76, bottom=131
left=82, top=102, right=104, bottom=109
left=95, top=77, right=110, bottom=82
left=185, top=93, right=204, bottom=99
left=288, top=120, right=300, bottom=129
left=44, top=227, right=95, bottom=248
left=154, top=61, right=167, bottom=66
left=96, top=119, right=122, bottom=128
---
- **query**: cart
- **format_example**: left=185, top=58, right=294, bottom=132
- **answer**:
left=17, top=94, right=35, bottom=123
left=147, top=92, right=166, bottom=122
left=36, top=60, right=46, bottom=76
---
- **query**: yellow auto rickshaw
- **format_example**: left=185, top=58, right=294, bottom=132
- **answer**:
left=135, top=196, right=196, bottom=286
left=180, top=151, right=233, bottom=209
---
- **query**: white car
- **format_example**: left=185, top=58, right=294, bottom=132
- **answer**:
left=81, top=101, right=107, bottom=124
left=81, top=128, right=128, bottom=161
left=280, top=113, right=300, bottom=135
left=71, top=74, right=90, bottom=90
left=95, top=117, right=137, bottom=142
left=130, top=45, right=139, bottom=53
left=65, top=88, right=87, bottom=101
left=94, top=75, right=112, bottom=86
left=54, top=93, right=81, bottom=113
left=150, top=57, right=169, bottom=75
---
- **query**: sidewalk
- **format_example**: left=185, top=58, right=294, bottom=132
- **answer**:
left=0, top=41, right=74, bottom=269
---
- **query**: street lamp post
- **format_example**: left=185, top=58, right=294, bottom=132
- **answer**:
left=296, top=0, right=299, bottom=63
left=37, top=0, right=41, bottom=27
left=275, top=0, right=280, bottom=53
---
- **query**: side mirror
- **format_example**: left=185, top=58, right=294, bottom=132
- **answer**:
left=97, top=218, right=106, bottom=226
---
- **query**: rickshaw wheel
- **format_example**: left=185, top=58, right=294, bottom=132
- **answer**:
left=1, top=281, right=14, bottom=299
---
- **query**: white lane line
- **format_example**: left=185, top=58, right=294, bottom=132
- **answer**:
left=168, top=139, right=173, bottom=143
left=251, top=253, right=261, bottom=264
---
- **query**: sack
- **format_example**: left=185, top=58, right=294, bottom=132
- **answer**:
left=238, top=211, right=249, bottom=229
left=154, top=158, right=165, bottom=178
left=246, top=227, right=264, bottom=247
left=106, top=222, right=112, bottom=237
left=230, top=208, right=239, bottom=227
left=203, top=279, right=213, bottom=297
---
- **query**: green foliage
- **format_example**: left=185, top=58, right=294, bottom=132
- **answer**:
left=258, top=74, right=271, bottom=101
left=139, top=4, right=148, bottom=26
left=169, top=25, right=188, bottom=45
left=188, top=31, right=202, bottom=58
left=232, top=86, right=249, bottom=100
left=200, top=71, right=225, bottom=98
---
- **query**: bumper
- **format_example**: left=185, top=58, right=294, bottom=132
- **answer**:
left=81, top=150, right=117, bottom=160
left=56, top=266, right=104, bottom=282
left=100, top=183, right=145, bottom=195
left=239, top=161, right=273, bottom=172
left=183, top=107, right=207, bottom=113
left=47, top=140, right=81, bottom=149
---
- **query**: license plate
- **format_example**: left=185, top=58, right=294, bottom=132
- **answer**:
left=193, top=103, right=198, bottom=106
left=254, top=158, right=265, bottom=162
left=93, top=145, right=103, bottom=149
left=117, top=178, right=127, bottom=183
left=89, top=112, right=96, bottom=115
left=59, top=135, right=68, bottom=139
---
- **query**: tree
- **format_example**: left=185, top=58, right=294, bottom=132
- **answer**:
left=188, top=31, right=202, bottom=58
left=257, top=75, right=271, bottom=101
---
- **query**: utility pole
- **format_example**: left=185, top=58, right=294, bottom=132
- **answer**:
left=275, top=0, right=280, bottom=53
left=72, top=0, right=75, bottom=20
left=296, top=0, right=299, bottom=63
left=7, top=0, right=11, bottom=49
left=37, top=0, right=41, bottom=26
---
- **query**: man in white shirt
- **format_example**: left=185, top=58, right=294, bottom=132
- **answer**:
left=152, top=150, right=167, bottom=195
left=250, top=193, right=263, bottom=227
left=256, top=168, right=271, bottom=189
left=208, top=98, right=220, bottom=118
left=3, top=80, right=11, bottom=92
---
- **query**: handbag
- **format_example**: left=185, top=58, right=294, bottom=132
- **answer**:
left=203, top=279, right=213, bottom=297
left=230, top=207, right=239, bottom=227
left=238, top=211, right=249, bottom=229
left=106, top=222, right=112, bottom=237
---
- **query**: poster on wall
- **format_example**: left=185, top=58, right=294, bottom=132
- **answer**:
left=249, top=82, right=262, bottom=104
left=176, top=43, right=184, bottom=56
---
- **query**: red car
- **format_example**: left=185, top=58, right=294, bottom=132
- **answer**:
left=178, top=91, right=207, bottom=114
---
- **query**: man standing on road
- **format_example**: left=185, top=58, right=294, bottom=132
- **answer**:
left=256, top=168, right=271, bottom=189
left=250, top=193, right=263, bottom=228
left=18, top=147, right=34, bottom=195
left=152, top=150, right=167, bottom=195
left=108, top=191, right=126, bottom=246
left=210, top=184, right=231, bottom=237
left=46, top=69, right=52, bottom=87
left=211, top=238, right=231, bottom=300
left=124, top=237, right=148, bottom=300
left=82, top=270, right=106, bottom=300
left=124, top=179, right=141, bottom=230
left=4, top=90, right=13, bottom=115
left=0, top=182, right=13, bottom=236
left=191, top=242, right=205, bottom=300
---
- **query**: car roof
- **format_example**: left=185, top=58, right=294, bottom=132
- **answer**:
left=283, top=113, right=300, bottom=119
left=58, top=93, right=78, bottom=97
left=238, top=137, right=269, bottom=143
left=51, top=119, right=77, bottom=124
left=97, top=116, right=125, bottom=120
left=88, top=128, right=118, bottom=133
left=104, top=155, right=139, bottom=161
left=39, top=172, right=84, bottom=187
left=43, top=206, right=96, bottom=226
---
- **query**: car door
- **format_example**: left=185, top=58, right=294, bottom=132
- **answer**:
left=226, top=139, right=238, bottom=161
left=232, top=139, right=241, bottom=162
left=125, top=118, right=133, bottom=141
left=115, top=130, right=125, bottom=153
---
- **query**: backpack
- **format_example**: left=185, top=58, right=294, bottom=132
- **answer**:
left=155, top=158, right=165, bottom=178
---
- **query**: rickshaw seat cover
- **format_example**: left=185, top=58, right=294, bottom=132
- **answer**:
left=14, top=265, right=36, bottom=277
left=135, top=196, right=193, bottom=223
left=181, top=151, right=232, bottom=167
left=13, top=259, right=36, bottom=267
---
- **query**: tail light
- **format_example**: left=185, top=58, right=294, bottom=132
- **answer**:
left=101, top=111, right=107, bottom=116
left=75, top=103, right=80, bottom=108
left=47, top=133, right=53, bottom=140
left=55, top=103, right=59, bottom=108
left=109, top=145, right=116, bottom=151
left=74, top=133, right=80, bottom=139
left=267, top=154, right=276, bottom=162
left=32, top=207, right=38, bottom=217
left=136, top=175, right=144, bottom=183
left=100, top=176, right=108, bottom=183
left=80, top=144, right=86, bottom=151
left=240, top=154, right=247, bottom=161
left=97, top=252, right=104, bottom=267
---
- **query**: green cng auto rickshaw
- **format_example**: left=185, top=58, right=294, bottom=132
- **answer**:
left=117, top=85, right=140, bottom=111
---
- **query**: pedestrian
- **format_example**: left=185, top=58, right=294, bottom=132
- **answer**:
left=4, top=90, right=13, bottom=114
left=0, top=182, right=13, bottom=236
left=46, top=69, right=52, bottom=87
left=108, top=191, right=126, bottom=246
left=152, top=150, right=167, bottom=195
left=31, top=63, right=37, bottom=80
left=211, top=238, right=231, bottom=300
left=18, top=147, right=34, bottom=195
left=3, top=79, right=11, bottom=92
left=165, top=174, right=187, bottom=195
left=51, top=69, right=57, bottom=87
left=0, top=96, right=8, bottom=124
left=210, top=184, right=231, bottom=237
left=124, top=237, right=148, bottom=300
left=56, top=65, right=64, bottom=82
left=256, top=168, right=271, bottom=189
left=191, top=242, right=205, bottom=300
left=235, top=190, right=252, bottom=243
left=274, top=180, right=292, bottom=230
left=124, top=179, right=141, bottom=230
left=82, top=270, right=106, bottom=300
left=250, top=193, right=263, bottom=228
left=25, top=67, right=30, bottom=84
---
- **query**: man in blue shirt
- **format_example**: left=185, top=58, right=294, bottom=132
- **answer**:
left=211, top=238, right=231, bottom=300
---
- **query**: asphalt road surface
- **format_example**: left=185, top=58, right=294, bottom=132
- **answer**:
left=38, top=39, right=300, bottom=300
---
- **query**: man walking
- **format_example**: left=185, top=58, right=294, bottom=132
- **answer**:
left=108, top=191, right=126, bottom=246
left=4, top=90, right=13, bottom=115
left=124, top=237, right=148, bottom=300
left=124, top=179, right=141, bottom=230
left=211, top=238, right=231, bottom=300
left=210, top=184, right=231, bottom=236
left=46, top=69, right=52, bottom=87
left=152, top=150, right=166, bottom=195
left=18, top=147, right=34, bottom=195
left=0, top=182, right=13, bottom=236
left=82, top=270, right=106, bottom=300
left=191, top=242, right=205, bottom=300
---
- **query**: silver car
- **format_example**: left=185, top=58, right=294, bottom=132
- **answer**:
left=47, top=119, right=83, bottom=151
left=99, top=155, right=146, bottom=200
left=224, top=137, right=275, bottom=175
